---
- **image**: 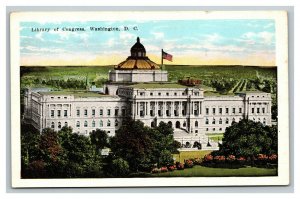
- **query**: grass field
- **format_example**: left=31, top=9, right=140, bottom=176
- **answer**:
left=173, top=150, right=212, bottom=163
left=152, top=165, right=277, bottom=177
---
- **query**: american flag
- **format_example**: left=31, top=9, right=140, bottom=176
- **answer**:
left=162, top=50, right=173, bottom=62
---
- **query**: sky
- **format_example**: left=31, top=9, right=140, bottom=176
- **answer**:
left=20, top=19, right=276, bottom=66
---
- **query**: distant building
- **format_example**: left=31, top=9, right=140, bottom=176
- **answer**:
left=23, top=37, right=272, bottom=150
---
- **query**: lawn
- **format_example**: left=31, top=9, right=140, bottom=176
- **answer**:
left=173, top=150, right=212, bottom=163
left=152, top=165, right=277, bottom=177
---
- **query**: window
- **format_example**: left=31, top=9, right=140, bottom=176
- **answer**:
left=92, top=121, right=95, bottom=127
left=64, top=110, right=68, bottom=117
left=150, top=92, right=153, bottom=96
left=57, top=110, right=61, bottom=117
left=64, top=97, right=67, bottom=99
left=213, top=108, right=216, bottom=115
left=77, top=109, right=80, bottom=117
left=58, top=122, right=61, bottom=129
left=212, top=118, right=216, bottom=124
left=122, top=109, right=126, bottom=116
left=99, top=120, right=103, bottom=127
left=226, top=118, right=229, bottom=124
left=206, top=108, right=209, bottom=115
left=262, top=108, right=265, bottom=114
left=219, top=108, right=222, bottom=114
left=239, top=108, right=242, bottom=113
left=213, top=128, right=215, bottom=131
left=257, top=108, right=260, bottom=114
left=252, top=108, right=254, bottom=114
left=232, top=108, right=236, bottom=114
left=51, top=122, right=55, bottom=128
left=51, top=110, right=54, bottom=117
left=158, top=92, right=161, bottom=96
left=263, top=118, right=266, bottom=125
left=99, top=109, right=103, bottom=116
left=205, top=118, right=209, bottom=124
left=92, top=109, right=95, bottom=116
left=76, top=121, right=80, bottom=127
left=84, top=109, right=88, bottom=116
left=226, top=108, right=229, bottom=114
left=115, top=108, right=119, bottom=116
left=115, top=119, right=119, bottom=127
left=195, top=121, right=198, bottom=127
left=219, top=128, right=222, bottom=131
left=174, top=93, right=177, bottom=96
left=107, top=120, right=111, bottom=127
left=166, top=92, right=169, bottom=96
left=219, top=118, right=222, bottom=124
left=107, top=109, right=111, bottom=116
left=232, top=118, right=235, bottom=122
left=84, top=121, right=88, bottom=127
left=64, top=122, right=68, bottom=126
left=206, top=128, right=209, bottom=131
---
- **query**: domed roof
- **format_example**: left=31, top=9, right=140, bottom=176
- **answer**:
left=115, top=37, right=160, bottom=70
left=130, top=37, right=146, bottom=55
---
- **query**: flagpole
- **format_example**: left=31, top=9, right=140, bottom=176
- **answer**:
left=161, top=49, right=163, bottom=70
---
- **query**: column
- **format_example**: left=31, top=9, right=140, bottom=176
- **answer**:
left=171, top=101, right=174, bottom=116
left=155, top=101, right=158, bottom=116
left=163, top=101, right=166, bottom=116
left=136, top=102, right=139, bottom=116
left=179, top=101, right=182, bottom=116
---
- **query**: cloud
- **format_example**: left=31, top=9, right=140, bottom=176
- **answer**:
left=21, top=46, right=66, bottom=53
left=241, top=31, right=274, bottom=45
left=151, top=32, right=164, bottom=40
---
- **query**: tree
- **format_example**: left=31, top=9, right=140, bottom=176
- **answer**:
left=90, top=129, right=109, bottom=152
left=110, top=119, right=154, bottom=172
left=213, top=119, right=278, bottom=158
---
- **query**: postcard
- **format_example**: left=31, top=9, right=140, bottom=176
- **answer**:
left=10, top=11, right=289, bottom=187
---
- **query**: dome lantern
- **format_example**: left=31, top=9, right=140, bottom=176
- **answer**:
left=130, top=37, right=146, bottom=58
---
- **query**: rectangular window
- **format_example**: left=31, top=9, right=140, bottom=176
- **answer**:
left=252, top=108, right=255, bottom=114
left=150, top=92, right=153, bottom=96
left=57, top=110, right=61, bottom=117
left=122, top=109, right=126, bottom=116
left=84, top=109, right=88, bottom=116
left=92, top=109, right=95, bottom=116
left=107, top=109, right=111, bottom=116
left=77, top=109, right=80, bottom=117
left=115, top=109, right=119, bottom=116
left=239, top=108, right=242, bottom=113
left=257, top=108, right=260, bottom=113
left=206, top=108, right=209, bottom=115
left=64, top=110, right=67, bottom=117
left=262, top=108, right=265, bottom=114
left=232, top=108, right=236, bottom=114
left=99, top=109, right=103, bottom=116
left=51, top=110, right=54, bottom=117
left=213, top=108, right=216, bottom=114
left=226, top=108, right=229, bottom=114
left=219, top=108, right=222, bottom=114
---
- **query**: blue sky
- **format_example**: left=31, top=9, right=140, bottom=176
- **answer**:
left=20, top=19, right=276, bottom=66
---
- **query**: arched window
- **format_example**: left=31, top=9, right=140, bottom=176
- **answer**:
left=219, top=118, right=222, bottom=124
left=232, top=118, right=235, bottom=123
left=183, top=121, right=186, bottom=127
left=212, top=118, right=216, bottom=124
left=92, top=120, right=95, bottom=127
left=76, top=121, right=80, bottom=127
left=64, top=122, right=68, bottom=127
left=151, top=121, right=155, bottom=127
left=99, top=120, right=103, bottom=127
left=115, top=119, right=119, bottom=127
left=51, top=122, right=55, bottom=128
left=195, top=121, right=198, bottom=127
left=84, top=121, right=88, bottom=127
left=58, top=122, right=61, bottom=129
left=107, top=120, right=111, bottom=127
left=225, top=118, right=229, bottom=124
left=205, top=118, right=209, bottom=124
left=263, top=118, right=266, bottom=125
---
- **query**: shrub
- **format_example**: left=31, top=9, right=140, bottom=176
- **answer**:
left=227, top=155, right=236, bottom=162
left=111, top=157, right=130, bottom=177
left=214, top=156, right=226, bottom=163
left=151, top=168, right=161, bottom=173
left=193, top=158, right=202, bottom=165
left=184, top=159, right=194, bottom=168
left=168, top=165, right=175, bottom=171
left=176, top=162, right=185, bottom=170
left=203, top=154, right=213, bottom=162
left=160, top=167, right=168, bottom=172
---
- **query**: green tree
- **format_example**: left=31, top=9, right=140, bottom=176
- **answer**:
left=90, top=129, right=109, bottom=152
left=214, top=119, right=278, bottom=158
